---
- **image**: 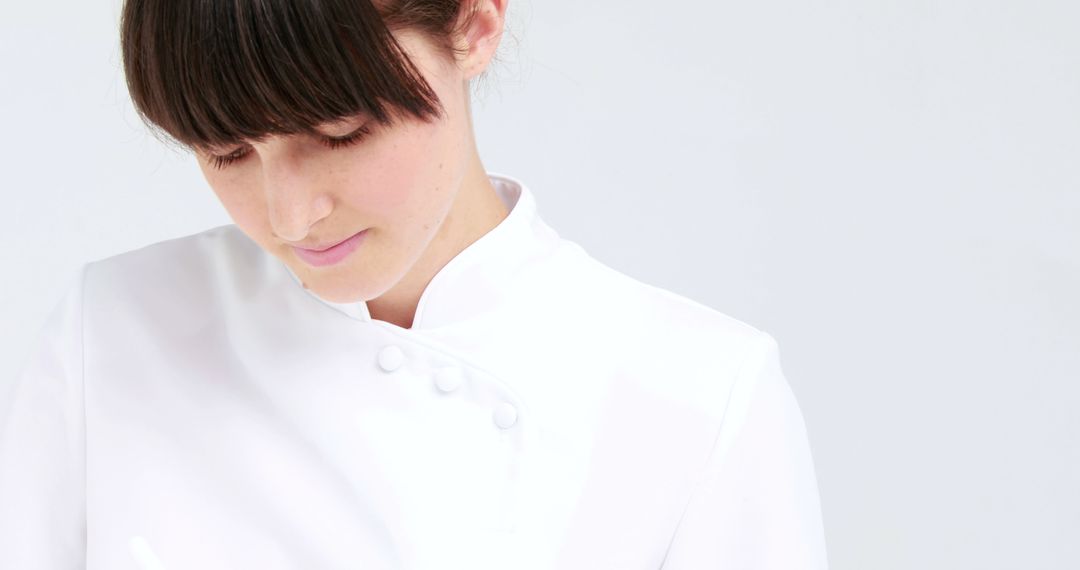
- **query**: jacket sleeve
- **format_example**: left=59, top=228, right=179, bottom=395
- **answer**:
left=660, top=331, right=829, bottom=569
left=0, top=264, right=88, bottom=567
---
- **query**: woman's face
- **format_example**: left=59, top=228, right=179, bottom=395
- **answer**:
left=194, top=28, right=474, bottom=305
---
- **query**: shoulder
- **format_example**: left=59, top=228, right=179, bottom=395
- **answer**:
left=548, top=238, right=766, bottom=345
left=529, top=239, right=775, bottom=416
left=81, top=224, right=275, bottom=318
left=88, top=223, right=262, bottom=277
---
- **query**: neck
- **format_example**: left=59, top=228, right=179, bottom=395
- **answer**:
left=366, top=155, right=509, bottom=329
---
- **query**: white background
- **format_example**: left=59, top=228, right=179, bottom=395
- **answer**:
left=2, top=1, right=1077, bottom=568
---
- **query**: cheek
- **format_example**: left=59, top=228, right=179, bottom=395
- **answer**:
left=212, top=184, right=259, bottom=225
left=202, top=170, right=274, bottom=243
left=343, top=119, right=462, bottom=224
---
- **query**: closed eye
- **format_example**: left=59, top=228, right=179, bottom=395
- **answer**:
left=203, top=123, right=374, bottom=171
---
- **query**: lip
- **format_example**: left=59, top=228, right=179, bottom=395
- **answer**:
left=291, top=229, right=368, bottom=267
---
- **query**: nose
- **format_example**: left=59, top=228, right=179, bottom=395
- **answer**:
left=258, top=142, right=334, bottom=243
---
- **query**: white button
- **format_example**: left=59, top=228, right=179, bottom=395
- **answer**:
left=434, top=367, right=464, bottom=393
left=377, top=345, right=405, bottom=372
left=493, top=402, right=518, bottom=429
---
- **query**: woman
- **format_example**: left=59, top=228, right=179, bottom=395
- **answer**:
left=0, top=0, right=828, bottom=568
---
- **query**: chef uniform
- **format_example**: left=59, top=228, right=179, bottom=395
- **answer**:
left=0, top=172, right=828, bottom=569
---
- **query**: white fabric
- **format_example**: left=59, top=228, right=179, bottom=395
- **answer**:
left=0, top=172, right=828, bottom=569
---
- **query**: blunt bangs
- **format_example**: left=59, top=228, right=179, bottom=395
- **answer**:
left=120, top=0, right=446, bottom=151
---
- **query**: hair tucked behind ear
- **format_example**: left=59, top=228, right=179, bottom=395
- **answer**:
left=120, top=0, right=485, bottom=152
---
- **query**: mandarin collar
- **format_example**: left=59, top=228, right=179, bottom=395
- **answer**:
left=280, top=172, right=560, bottom=331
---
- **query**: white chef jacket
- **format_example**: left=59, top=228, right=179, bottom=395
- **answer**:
left=0, top=172, right=828, bottom=569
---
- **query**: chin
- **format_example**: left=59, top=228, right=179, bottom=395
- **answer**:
left=305, top=282, right=371, bottom=304
left=287, top=265, right=371, bottom=303
left=323, top=291, right=369, bottom=305
left=304, top=273, right=375, bottom=302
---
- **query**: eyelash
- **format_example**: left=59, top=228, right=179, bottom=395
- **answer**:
left=206, top=124, right=373, bottom=171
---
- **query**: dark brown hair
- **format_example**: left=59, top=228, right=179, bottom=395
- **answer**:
left=120, top=0, right=483, bottom=152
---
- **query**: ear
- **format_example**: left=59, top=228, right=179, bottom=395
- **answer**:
left=453, top=0, right=508, bottom=80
